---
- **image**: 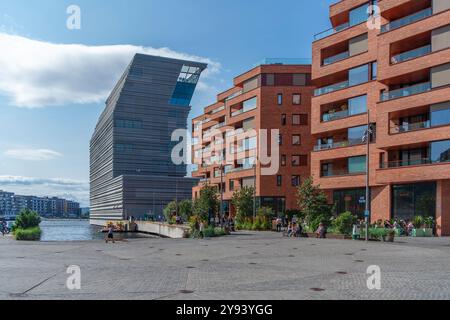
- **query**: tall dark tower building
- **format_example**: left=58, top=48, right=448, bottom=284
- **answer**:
left=90, top=54, right=207, bottom=224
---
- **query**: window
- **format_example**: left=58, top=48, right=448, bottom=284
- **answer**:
left=115, top=119, right=143, bottom=129
left=266, top=74, right=275, bottom=86
left=277, top=175, right=282, bottom=187
left=333, top=188, right=367, bottom=219
left=293, top=74, right=307, bottom=86
left=292, top=155, right=307, bottom=166
left=349, top=3, right=370, bottom=26
left=293, top=94, right=301, bottom=105
left=277, top=94, right=283, bottom=105
left=371, top=62, right=377, bottom=80
left=244, top=136, right=257, bottom=151
left=392, top=182, right=436, bottom=221
left=430, top=102, right=450, bottom=127
left=291, top=175, right=300, bottom=187
left=292, top=155, right=300, bottom=166
left=229, top=180, right=234, bottom=191
left=243, top=97, right=257, bottom=112
left=348, top=64, right=369, bottom=86
left=278, top=134, right=283, bottom=146
left=348, top=125, right=367, bottom=144
left=292, top=135, right=301, bottom=145
left=349, top=95, right=367, bottom=115
left=431, top=139, right=450, bottom=163
left=348, top=156, right=366, bottom=173
left=281, top=114, right=287, bottom=126
left=293, top=114, right=308, bottom=125
left=114, top=143, right=133, bottom=153
left=281, top=155, right=287, bottom=166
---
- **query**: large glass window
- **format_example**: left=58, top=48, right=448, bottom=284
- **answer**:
left=348, top=156, right=366, bottom=173
left=333, top=188, right=367, bottom=218
left=392, top=182, right=436, bottom=221
left=348, top=125, right=366, bottom=144
left=243, top=97, right=257, bottom=113
left=431, top=139, right=450, bottom=163
left=348, top=64, right=369, bottom=86
left=430, top=105, right=450, bottom=127
left=349, top=3, right=370, bottom=26
left=349, top=95, right=367, bottom=115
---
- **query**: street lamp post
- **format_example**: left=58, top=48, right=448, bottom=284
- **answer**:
left=253, top=162, right=257, bottom=219
left=363, top=110, right=374, bottom=242
left=220, top=163, right=224, bottom=222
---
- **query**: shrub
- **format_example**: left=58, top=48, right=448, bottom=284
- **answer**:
left=368, top=228, right=388, bottom=240
left=203, top=226, right=216, bottom=237
left=14, top=227, right=41, bottom=241
left=332, top=212, right=358, bottom=235
left=232, top=186, right=255, bottom=224
left=285, top=209, right=303, bottom=221
left=413, top=215, right=424, bottom=228
left=13, top=209, right=41, bottom=231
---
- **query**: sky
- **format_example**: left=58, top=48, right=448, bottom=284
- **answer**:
left=0, top=0, right=335, bottom=207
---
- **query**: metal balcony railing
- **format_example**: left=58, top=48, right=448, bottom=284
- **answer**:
left=380, top=158, right=433, bottom=169
left=380, top=82, right=431, bottom=101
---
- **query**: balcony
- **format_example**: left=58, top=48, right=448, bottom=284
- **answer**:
left=314, top=80, right=349, bottom=96
left=210, top=105, right=225, bottom=114
left=381, top=158, right=435, bottom=169
left=314, top=22, right=350, bottom=41
left=381, top=8, right=432, bottom=33
left=225, top=90, right=243, bottom=102
left=314, top=139, right=364, bottom=151
left=380, top=82, right=431, bottom=101
left=391, top=120, right=431, bottom=134
left=321, top=168, right=365, bottom=177
left=257, top=58, right=312, bottom=65
left=391, top=45, right=431, bottom=64
left=323, top=51, right=350, bottom=66
left=322, top=109, right=350, bottom=122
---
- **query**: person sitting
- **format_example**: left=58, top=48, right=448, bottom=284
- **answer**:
left=286, top=223, right=293, bottom=237
left=316, top=223, right=326, bottom=239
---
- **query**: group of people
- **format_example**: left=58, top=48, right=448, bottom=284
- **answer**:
left=373, top=218, right=436, bottom=236
left=275, top=216, right=327, bottom=239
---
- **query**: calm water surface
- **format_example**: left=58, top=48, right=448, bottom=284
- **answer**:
left=39, top=220, right=150, bottom=242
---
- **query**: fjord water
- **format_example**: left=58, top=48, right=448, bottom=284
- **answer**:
left=39, top=219, right=150, bottom=241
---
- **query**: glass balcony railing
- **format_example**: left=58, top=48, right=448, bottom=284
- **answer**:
left=380, top=82, right=431, bottom=101
left=322, top=109, right=350, bottom=122
left=314, top=81, right=349, bottom=96
left=321, top=169, right=365, bottom=177
left=391, top=121, right=431, bottom=134
left=381, top=158, right=433, bottom=169
left=210, top=105, right=225, bottom=114
left=314, top=139, right=365, bottom=151
left=323, top=51, right=350, bottom=66
left=381, top=8, right=432, bottom=33
left=257, top=58, right=312, bottom=65
left=391, top=45, right=431, bottom=64
left=314, top=22, right=350, bottom=41
left=225, top=90, right=243, bottom=101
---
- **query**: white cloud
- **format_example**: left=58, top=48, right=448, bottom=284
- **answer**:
left=0, top=175, right=89, bottom=206
left=0, top=32, right=221, bottom=108
left=4, top=148, right=63, bottom=161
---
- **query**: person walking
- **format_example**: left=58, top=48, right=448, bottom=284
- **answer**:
left=199, top=220, right=205, bottom=239
left=106, top=225, right=115, bottom=243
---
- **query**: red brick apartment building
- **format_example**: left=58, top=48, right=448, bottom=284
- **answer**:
left=191, top=61, right=314, bottom=216
left=311, top=0, right=450, bottom=235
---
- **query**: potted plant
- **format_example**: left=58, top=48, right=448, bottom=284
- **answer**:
left=412, top=215, right=434, bottom=237
left=385, top=229, right=395, bottom=242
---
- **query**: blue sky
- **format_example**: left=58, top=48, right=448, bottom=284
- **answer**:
left=0, top=0, right=335, bottom=206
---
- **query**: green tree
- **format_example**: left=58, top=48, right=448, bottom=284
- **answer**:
left=13, top=209, right=41, bottom=230
left=232, top=186, right=255, bottom=223
left=193, top=184, right=219, bottom=221
left=163, top=201, right=177, bottom=222
left=178, top=199, right=193, bottom=221
left=297, top=177, right=334, bottom=231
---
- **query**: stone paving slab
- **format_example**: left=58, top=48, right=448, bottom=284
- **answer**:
left=1, top=232, right=450, bottom=300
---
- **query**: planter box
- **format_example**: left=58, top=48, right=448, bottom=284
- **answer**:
left=412, top=228, right=433, bottom=237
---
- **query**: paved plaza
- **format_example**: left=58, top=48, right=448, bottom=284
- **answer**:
left=1, top=232, right=450, bottom=300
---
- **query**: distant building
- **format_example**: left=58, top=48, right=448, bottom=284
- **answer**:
left=0, top=190, right=80, bottom=218
left=90, top=54, right=207, bottom=224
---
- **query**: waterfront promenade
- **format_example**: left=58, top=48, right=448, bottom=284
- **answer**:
left=1, top=232, right=450, bottom=300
